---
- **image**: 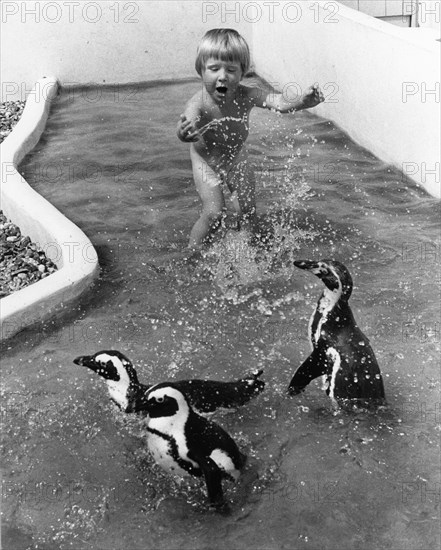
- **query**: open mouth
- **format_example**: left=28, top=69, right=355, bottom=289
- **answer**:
left=216, top=86, right=228, bottom=95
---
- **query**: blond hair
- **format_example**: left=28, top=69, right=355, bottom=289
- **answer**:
left=195, top=28, right=251, bottom=76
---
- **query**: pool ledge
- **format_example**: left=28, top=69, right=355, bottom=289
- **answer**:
left=0, top=76, right=100, bottom=343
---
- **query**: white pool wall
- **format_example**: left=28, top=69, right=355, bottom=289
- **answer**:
left=419, top=0, right=441, bottom=30
left=0, top=77, right=99, bottom=342
left=1, top=1, right=439, bottom=197
left=0, top=0, right=252, bottom=99
left=250, top=1, right=440, bottom=198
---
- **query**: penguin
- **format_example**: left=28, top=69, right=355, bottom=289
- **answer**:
left=74, top=351, right=142, bottom=413
left=73, top=350, right=265, bottom=414
left=288, top=259, right=385, bottom=404
left=143, top=383, right=246, bottom=510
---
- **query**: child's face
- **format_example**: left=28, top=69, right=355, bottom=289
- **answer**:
left=202, top=58, right=243, bottom=103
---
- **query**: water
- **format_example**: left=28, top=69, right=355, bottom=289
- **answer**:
left=2, top=81, right=440, bottom=549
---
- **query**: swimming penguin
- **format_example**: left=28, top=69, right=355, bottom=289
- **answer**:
left=288, top=259, right=385, bottom=404
left=73, top=350, right=265, bottom=414
left=144, top=383, right=246, bottom=510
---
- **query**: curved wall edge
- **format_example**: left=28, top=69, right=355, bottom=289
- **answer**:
left=1, top=76, right=100, bottom=343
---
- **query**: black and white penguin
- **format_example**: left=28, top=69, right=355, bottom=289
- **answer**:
left=73, top=350, right=265, bottom=414
left=144, top=383, right=246, bottom=509
left=74, top=351, right=143, bottom=413
left=288, top=259, right=385, bottom=404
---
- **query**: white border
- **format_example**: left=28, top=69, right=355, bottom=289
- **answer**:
left=0, top=76, right=100, bottom=342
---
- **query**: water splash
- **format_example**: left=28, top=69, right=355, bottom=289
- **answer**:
left=203, top=168, right=317, bottom=297
left=198, top=116, right=248, bottom=136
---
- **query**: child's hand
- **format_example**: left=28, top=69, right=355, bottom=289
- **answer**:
left=300, top=84, right=325, bottom=109
left=177, top=114, right=200, bottom=142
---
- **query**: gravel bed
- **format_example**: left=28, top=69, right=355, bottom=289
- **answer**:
left=0, top=212, right=58, bottom=298
left=1, top=100, right=26, bottom=144
left=1, top=100, right=59, bottom=298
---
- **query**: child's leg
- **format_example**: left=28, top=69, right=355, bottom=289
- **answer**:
left=227, top=156, right=257, bottom=233
left=189, top=148, right=226, bottom=249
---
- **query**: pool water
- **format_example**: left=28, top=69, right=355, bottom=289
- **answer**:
left=2, top=81, right=440, bottom=549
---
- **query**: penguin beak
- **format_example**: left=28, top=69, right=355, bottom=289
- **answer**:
left=131, top=392, right=148, bottom=412
left=74, top=354, right=121, bottom=382
left=73, top=355, right=97, bottom=370
left=141, top=397, right=159, bottom=417
left=294, top=260, right=333, bottom=281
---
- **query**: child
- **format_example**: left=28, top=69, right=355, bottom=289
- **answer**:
left=177, top=28, right=324, bottom=250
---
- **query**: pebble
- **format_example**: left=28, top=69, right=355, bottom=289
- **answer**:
left=0, top=211, right=58, bottom=298
left=0, top=100, right=25, bottom=144
left=1, top=103, right=58, bottom=297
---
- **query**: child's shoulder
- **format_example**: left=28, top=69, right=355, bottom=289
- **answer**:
left=240, top=73, right=278, bottom=106
left=182, top=89, right=205, bottom=119
left=186, top=89, right=204, bottom=108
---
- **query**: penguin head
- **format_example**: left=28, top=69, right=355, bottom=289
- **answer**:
left=294, top=259, right=353, bottom=300
left=144, top=385, right=190, bottom=421
left=73, top=350, right=140, bottom=410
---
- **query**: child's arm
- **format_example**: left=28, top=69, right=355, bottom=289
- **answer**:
left=247, top=83, right=324, bottom=113
left=177, top=95, right=202, bottom=142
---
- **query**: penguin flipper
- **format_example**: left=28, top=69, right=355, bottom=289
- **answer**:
left=131, top=373, right=265, bottom=416
left=174, top=375, right=265, bottom=414
left=288, top=348, right=328, bottom=395
left=188, top=452, right=226, bottom=510
left=200, top=370, right=265, bottom=411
